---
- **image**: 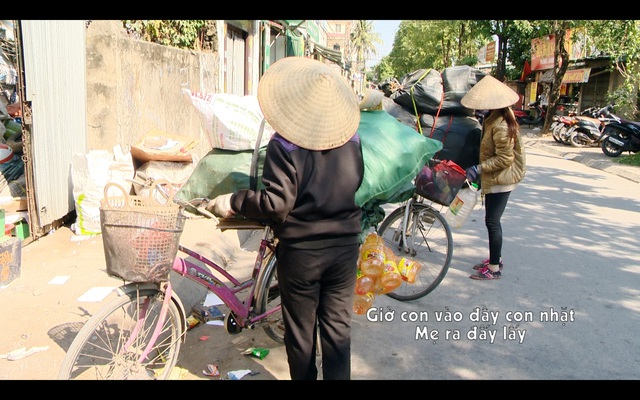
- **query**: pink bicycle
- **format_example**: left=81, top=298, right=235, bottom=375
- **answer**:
left=57, top=193, right=283, bottom=380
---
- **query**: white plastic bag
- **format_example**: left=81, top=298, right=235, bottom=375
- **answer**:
left=71, top=147, right=134, bottom=235
left=182, top=89, right=273, bottom=150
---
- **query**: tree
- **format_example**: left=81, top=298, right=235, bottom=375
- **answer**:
left=384, top=20, right=482, bottom=78
left=122, top=20, right=207, bottom=50
left=546, top=21, right=573, bottom=134
left=586, top=20, right=640, bottom=119
left=527, top=20, right=583, bottom=133
left=469, top=20, right=536, bottom=81
left=350, top=20, right=382, bottom=91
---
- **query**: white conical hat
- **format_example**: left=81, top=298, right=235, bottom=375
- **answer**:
left=461, top=75, right=519, bottom=110
left=257, top=57, right=360, bottom=151
left=359, top=88, right=384, bottom=111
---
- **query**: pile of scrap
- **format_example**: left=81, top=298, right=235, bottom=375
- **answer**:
left=381, top=66, right=486, bottom=170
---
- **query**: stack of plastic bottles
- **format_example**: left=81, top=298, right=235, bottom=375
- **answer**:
left=353, top=232, right=422, bottom=315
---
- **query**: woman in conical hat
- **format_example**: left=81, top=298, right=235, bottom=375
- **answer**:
left=207, top=56, right=364, bottom=380
left=461, top=75, right=527, bottom=281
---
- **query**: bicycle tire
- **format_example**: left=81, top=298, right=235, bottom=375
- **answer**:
left=378, top=202, right=453, bottom=301
left=256, top=253, right=285, bottom=344
left=58, top=287, right=183, bottom=380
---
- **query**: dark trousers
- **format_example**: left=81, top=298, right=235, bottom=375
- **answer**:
left=276, top=242, right=358, bottom=380
left=484, top=191, right=511, bottom=265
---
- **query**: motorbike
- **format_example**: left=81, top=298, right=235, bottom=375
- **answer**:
left=516, top=100, right=546, bottom=126
left=551, top=114, right=577, bottom=144
left=513, top=107, right=529, bottom=124
left=600, top=115, right=640, bottom=157
left=568, top=105, right=619, bottom=148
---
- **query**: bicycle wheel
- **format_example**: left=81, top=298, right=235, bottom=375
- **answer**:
left=378, top=202, right=453, bottom=301
left=256, top=253, right=285, bottom=344
left=58, top=286, right=183, bottom=380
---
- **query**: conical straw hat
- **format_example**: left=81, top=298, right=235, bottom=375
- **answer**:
left=359, top=88, right=384, bottom=110
left=461, top=75, right=519, bottom=110
left=257, top=57, right=360, bottom=151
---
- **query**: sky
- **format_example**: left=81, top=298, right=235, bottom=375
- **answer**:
left=368, top=20, right=401, bottom=68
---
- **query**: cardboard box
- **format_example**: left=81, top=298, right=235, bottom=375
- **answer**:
left=0, top=236, right=21, bottom=286
left=130, top=129, right=199, bottom=164
left=0, top=197, right=27, bottom=213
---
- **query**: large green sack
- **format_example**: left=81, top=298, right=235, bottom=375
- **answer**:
left=355, top=110, right=443, bottom=208
left=175, top=147, right=267, bottom=206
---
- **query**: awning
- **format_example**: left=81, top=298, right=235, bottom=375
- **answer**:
left=540, top=69, right=555, bottom=83
left=562, top=68, right=591, bottom=83
left=311, top=43, right=343, bottom=66
left=539, top=68, right=591, bottom=84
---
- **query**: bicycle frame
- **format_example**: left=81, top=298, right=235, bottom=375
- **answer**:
left=399, top=196, right=416, bottom=254
left=398, top=195, right=443, bottom=254
left=120, top=281, right=177, bottom=364
left=111, top=223, right=279, bottom=362
left=171, top=224, right=280, bottom=328
left=58, top=186, right=285, bottom=379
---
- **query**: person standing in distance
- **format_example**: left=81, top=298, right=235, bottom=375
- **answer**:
left=460, top=75, right=526, bottom=280
left=206, top=56, right=364, bottom=380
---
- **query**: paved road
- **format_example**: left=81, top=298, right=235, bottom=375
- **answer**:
left=2, top=131, right=640, bottom=380
left=351, top=138, right=640, bottom=379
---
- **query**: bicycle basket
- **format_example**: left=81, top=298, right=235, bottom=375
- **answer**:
left=414, top=159, right=466, bottom=206
left=100, top=180, right=186, bottom=283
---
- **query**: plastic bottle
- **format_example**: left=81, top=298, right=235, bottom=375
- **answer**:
left=371, top=276, right=383, bottom=295
left=354, top=267, right=375, bottom=295
left=359, top=233, right=386, bottom=277
left=379, top=244, right=402, bottom=294
left=379, top=257, right=403, bottom=294
left=352, top=292, right=375, bottom=315
left=444, top=181, right=479, bottom=229
left=398, top=257, right=421, bottom=284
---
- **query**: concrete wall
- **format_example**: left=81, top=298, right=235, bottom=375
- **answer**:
left=85, top=20, right=219, bottom=161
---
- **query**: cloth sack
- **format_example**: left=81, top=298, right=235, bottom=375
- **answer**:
left=355, top=110, right=443, bottom=208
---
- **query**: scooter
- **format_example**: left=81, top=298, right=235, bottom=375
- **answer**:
left=600, top=116, right=640, bottom=157
left=512, top=108, right=529, bottom=124
left=568, top=105, right=619, bottom=148
left=551, top=114, right=577, bottom=144
left=516, top=100, right=546, bottom=126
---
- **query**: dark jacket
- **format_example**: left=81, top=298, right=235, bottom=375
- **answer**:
left=230, top=133, right=364, bottom=247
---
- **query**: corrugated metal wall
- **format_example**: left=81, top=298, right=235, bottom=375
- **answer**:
left=20, top=20, right=87, bottom=232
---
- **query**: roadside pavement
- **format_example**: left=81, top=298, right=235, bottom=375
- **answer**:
left=520, top=125, right=640, bottom=183
left=1, top=127, right=639, bottom=380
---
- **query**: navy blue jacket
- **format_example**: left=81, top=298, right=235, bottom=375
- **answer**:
left=231, top=133, right=364, bottom=247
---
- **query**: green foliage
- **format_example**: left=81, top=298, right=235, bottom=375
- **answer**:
left=372, top=57, right=395, bottom=83
left=351, top=20, right=383, bottom=67
left=586, top=20, right=640, bottom=119
left=615, top=151, right=640, bottom=166
left=122, top=20, right=206, bottom=50
left=377, top=20, right=534, bottom=79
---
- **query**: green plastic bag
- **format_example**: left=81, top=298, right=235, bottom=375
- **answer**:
left=175, top=147, right=266, bottom=206
left=355, top=110, right=443, bottom=208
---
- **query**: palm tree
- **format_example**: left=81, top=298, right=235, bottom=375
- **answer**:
left=350, top=20, right=383, bottom=92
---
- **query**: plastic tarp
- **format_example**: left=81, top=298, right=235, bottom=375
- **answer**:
left=390, top=66, right=485, bottom=117
left=419, top=114, right=481, bottom=170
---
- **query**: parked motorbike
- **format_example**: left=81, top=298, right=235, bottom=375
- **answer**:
left=513, top=107, right=529, bottom=124
left=517, top=100, right=546, bottom=126
left=600, top=115, right=640, bottom=157
left=568, top=105, right=619, bottom=148
left=551, top=114, right=577, bottom=144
